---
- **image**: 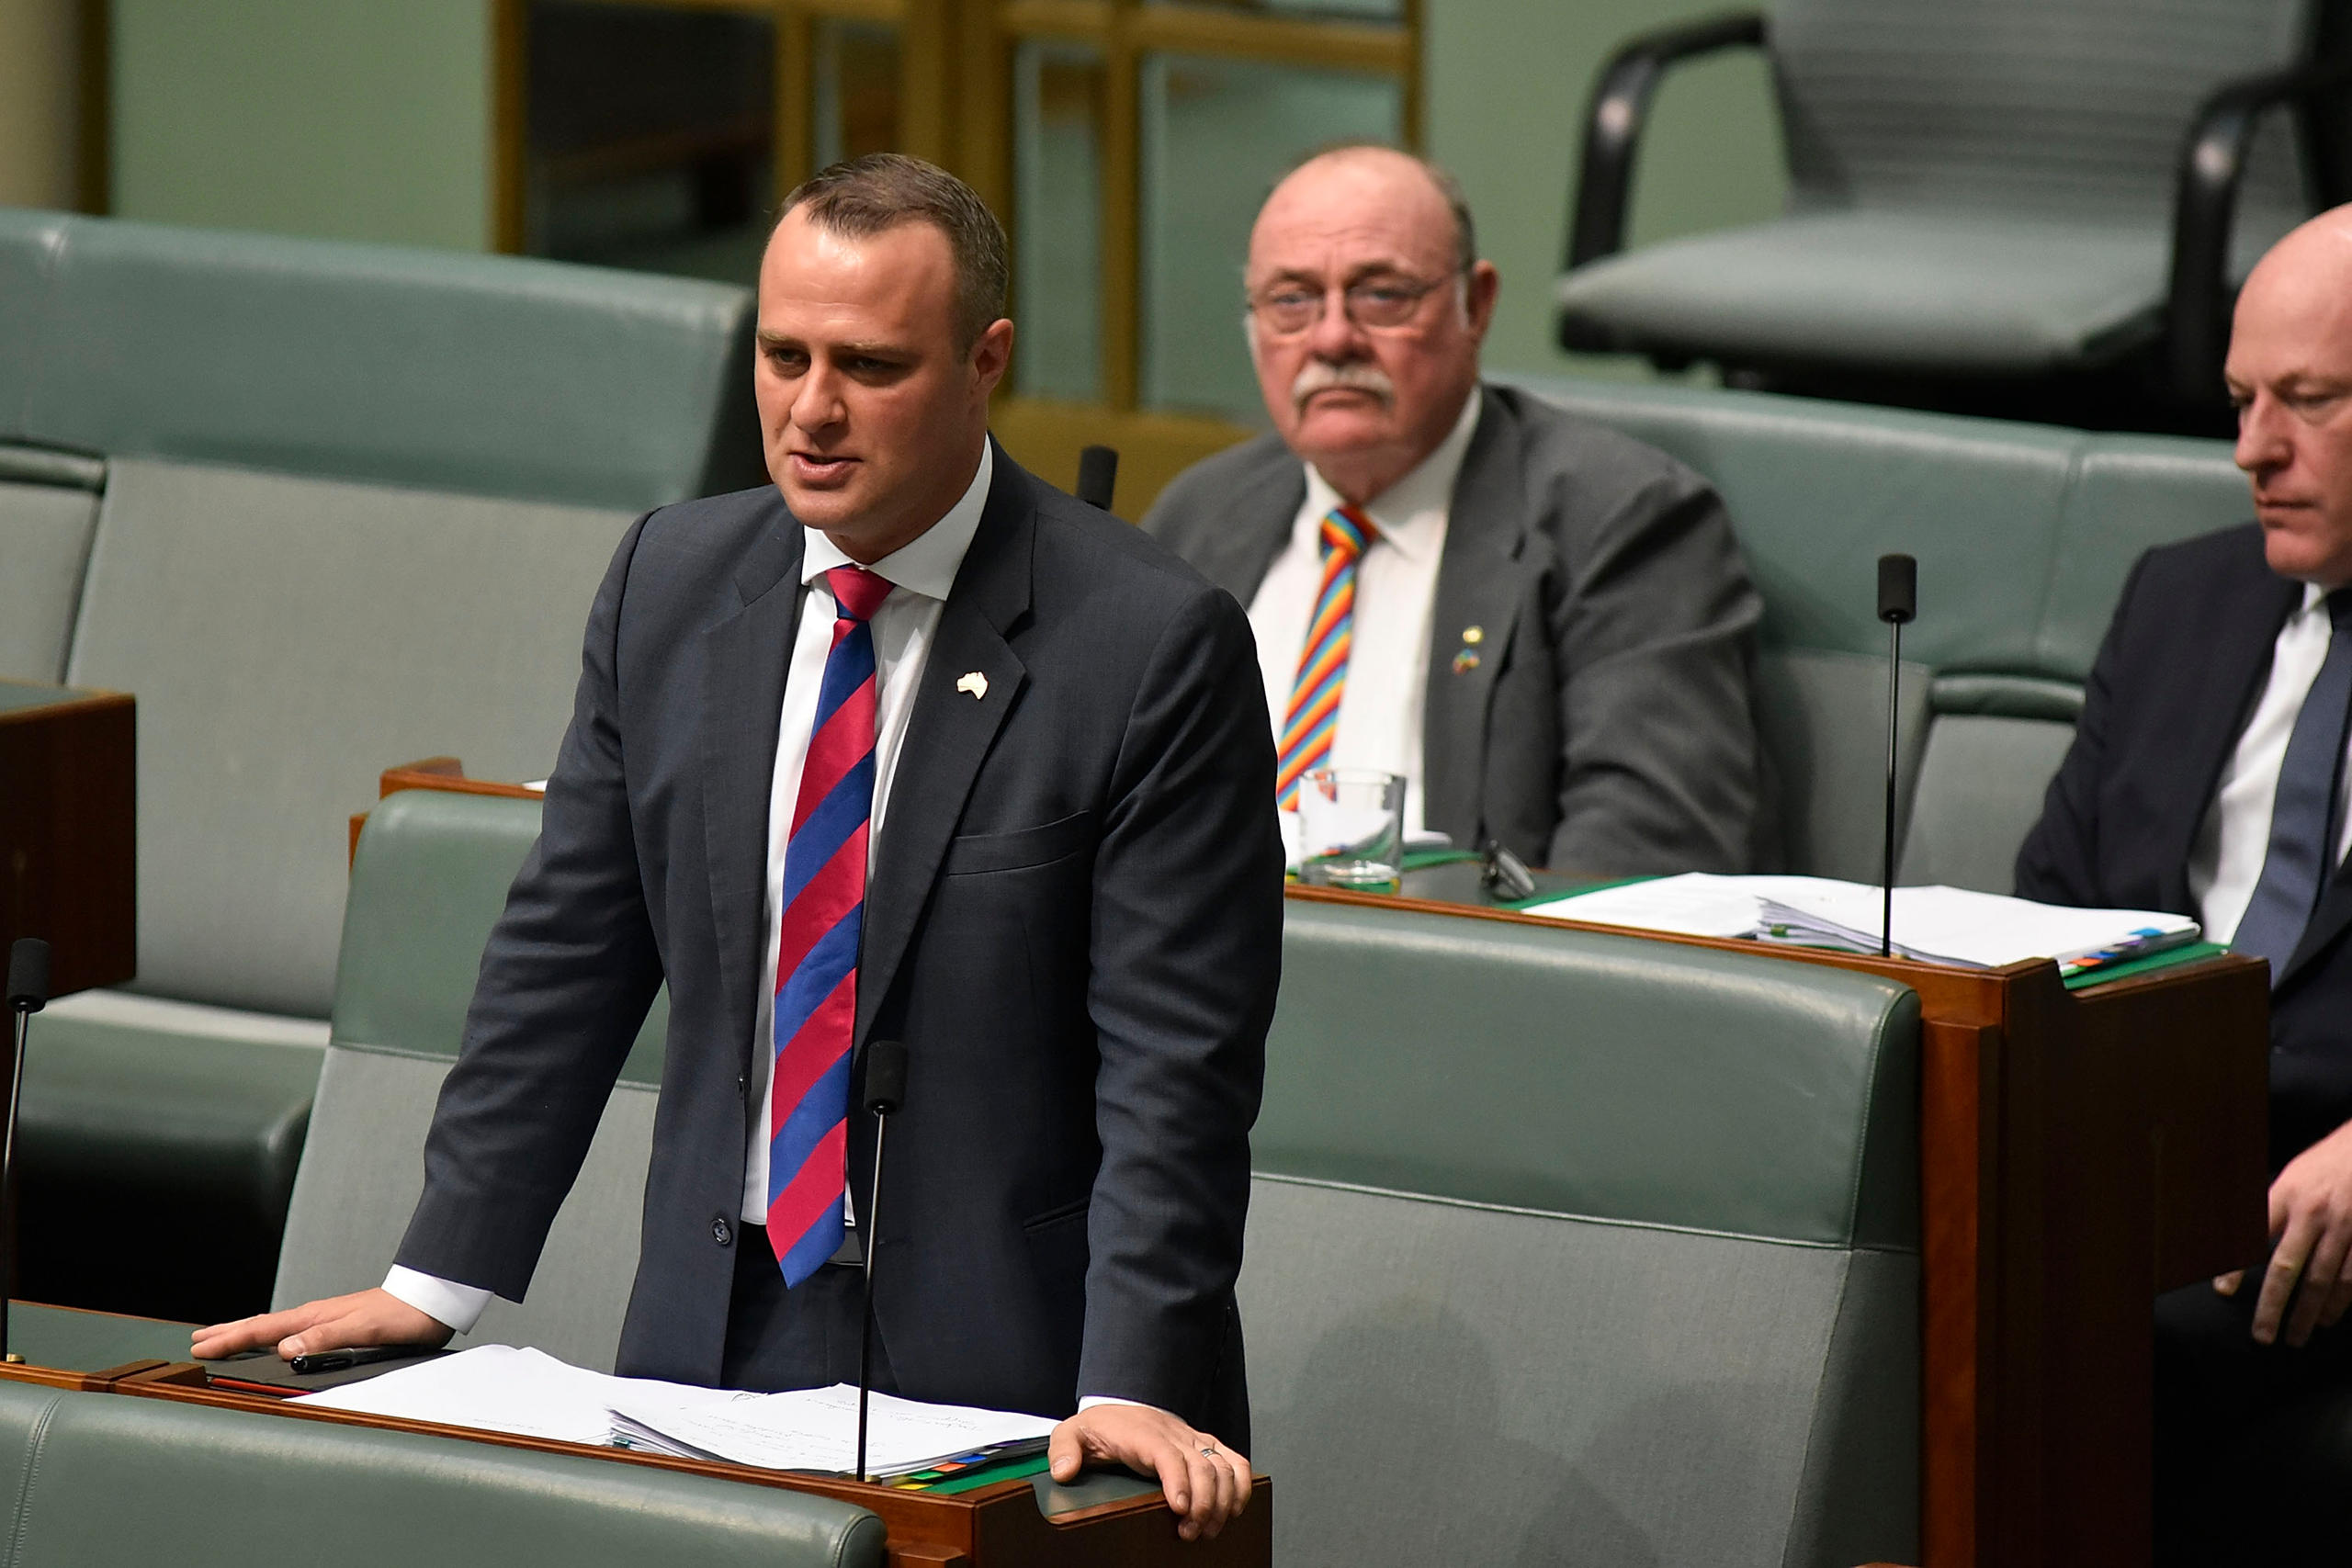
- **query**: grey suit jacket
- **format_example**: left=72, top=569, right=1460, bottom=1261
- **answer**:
left=1143, top=382, right=1774, bottom=874
left=396, top=446, right=1282, bottom=1438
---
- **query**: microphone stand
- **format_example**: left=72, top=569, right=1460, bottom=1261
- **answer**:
left=1076, top=446, right=1119, bottom=512
left=4, top=940, right=52, bottom=1365
left=854, top=1038, right=909, bottom=1485
left=1876, top=556, right=1917, bottom=958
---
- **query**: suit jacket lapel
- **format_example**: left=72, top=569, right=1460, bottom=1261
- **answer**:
left=854, top=450, right=1033, bottom=1043
left=2152, top=558, right=2301, bottom=911
left=1421, top=385, right=1532, bottom=842
left=701, top=513, right=805, bottom=1081
left=1187, top=447, right=1301, bottom=605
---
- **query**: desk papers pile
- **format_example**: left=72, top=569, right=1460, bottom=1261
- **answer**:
left=1522, top=874, right=2199, bottom=976
left=294, top=1345, right=1056, bottom=1477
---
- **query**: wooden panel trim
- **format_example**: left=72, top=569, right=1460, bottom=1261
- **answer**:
left=74, top=0, right=109, bottom=214
left=1124, top=6, right=1408, bottom=73
left=0, top=686, right=132, bottom=726
left=40, top=1369, right=1270, bottom=1565
left=491, top=0, right=528, bottom=253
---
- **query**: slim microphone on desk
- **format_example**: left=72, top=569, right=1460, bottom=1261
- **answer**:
left=1076, top=446, right=1119, bottom=512
left=5, top=940, right=51, bottom=1365
left=1876, top=555, right=1917, bottom=958
left=854, top=1038, right=910, bottom=1485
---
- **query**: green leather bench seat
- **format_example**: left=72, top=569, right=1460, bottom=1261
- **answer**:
left=272, top=789, right=670, bottom=1370
left=0, top=1379, right=883, bottom=1567
left=1502, top=373, right=2250, bottom=891
left=1242, top=897, right=1921, bottom=1568
left=0, top=446, right=102, bottom=685
left=0, top=205, right=759, bottom=1321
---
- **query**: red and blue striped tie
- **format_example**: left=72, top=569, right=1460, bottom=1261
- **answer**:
left=1276, top=504, right=1376, bottom=809
left=767, top=564, right=893, bottom=1286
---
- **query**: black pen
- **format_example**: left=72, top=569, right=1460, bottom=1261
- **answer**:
left=288, top=1345, right=422, bottom=1375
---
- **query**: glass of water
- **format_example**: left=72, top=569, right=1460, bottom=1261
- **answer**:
left=1296, top=768, right=1406, bottom=890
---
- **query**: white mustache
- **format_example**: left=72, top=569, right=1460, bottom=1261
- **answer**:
left=1291, top=359, right=1395, bottom=413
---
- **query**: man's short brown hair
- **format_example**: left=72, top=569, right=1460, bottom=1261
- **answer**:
left=775, top=153, right=1010, bottom=353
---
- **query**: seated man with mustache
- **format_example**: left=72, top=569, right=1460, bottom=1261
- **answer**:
left=1144, top=145, right=1774, bottom=874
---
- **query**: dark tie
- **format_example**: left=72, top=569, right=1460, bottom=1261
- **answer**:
left=2233, top=590, right=2352, bottom=985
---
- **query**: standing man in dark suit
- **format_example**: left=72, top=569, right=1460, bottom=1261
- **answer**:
left=194, top=155, right=1277, bottom=1540
left=2014, top=206, right=2352, bottom=1560
left=1143, top=145, right=1772, bottom=874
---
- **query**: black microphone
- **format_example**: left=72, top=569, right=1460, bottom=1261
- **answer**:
left=1876, top=556, right=1917, bottom=958
left=1075, top=446, right=1119, bottom=512
left=5, top=940, right=51, bottom=1364
left=854, top=1038, right=910, bottom=1484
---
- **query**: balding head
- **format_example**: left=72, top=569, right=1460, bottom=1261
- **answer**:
left=1244, top=147, right=1499, bottom=507
left=2228, top=204, right=2352, bottom=588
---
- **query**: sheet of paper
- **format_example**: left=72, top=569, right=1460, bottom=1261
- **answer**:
left=1524, top=873, right=2197, bottom=969
left=1520, top=876, right=1764, bottom=938
left=607, top=1382, right=1055, bottom=1473
left=292, top=1344, right=735, bottom=1445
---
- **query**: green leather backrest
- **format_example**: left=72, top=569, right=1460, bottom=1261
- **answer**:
left=1264, top=898, right=1921, bottom=1248
left=339, top=789, right=664, bottom=1082
left=0, top=206, right=762, bottom=512
left=1508, top=374, right=2244, bottom=683
left=0, top=1380, right=885, bottom=1567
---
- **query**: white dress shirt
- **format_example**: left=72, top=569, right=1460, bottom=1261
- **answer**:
left=2188, top=581, right=2352, bottom=943
left=386, top=445, right=993, bottom=1336
left=1249, top=389, right=1481, bottom=838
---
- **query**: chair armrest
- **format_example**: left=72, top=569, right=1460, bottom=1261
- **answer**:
left=2165, top=53, right=2352, bottom=403
left=1564, top=10, right=1767, bottom=278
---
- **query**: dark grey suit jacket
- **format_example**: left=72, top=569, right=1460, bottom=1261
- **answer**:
left=396, top=446, right=1282, bottom=1437
left=1142, top=382, right=1773, bottom=874
left=2018, top=524, right=2352, bottom=1171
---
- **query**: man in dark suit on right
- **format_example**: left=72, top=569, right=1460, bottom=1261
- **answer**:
left=2015, top=204, right=2352, bottom=1559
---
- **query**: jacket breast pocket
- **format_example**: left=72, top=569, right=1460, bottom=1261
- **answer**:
left=941, top=809, right=1093, bottom=876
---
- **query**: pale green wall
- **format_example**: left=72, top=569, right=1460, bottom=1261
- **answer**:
left=1426, top=0, right=1788, bottom=378
left=110, top=0, right=491, bottom=251
left=98, top=0, right=1784, bottom=364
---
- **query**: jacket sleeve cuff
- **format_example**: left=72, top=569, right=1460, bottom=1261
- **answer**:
left=382, top=1266, right=491, bottom=1336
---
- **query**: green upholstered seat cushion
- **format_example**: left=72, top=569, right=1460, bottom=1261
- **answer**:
left=1556, top=210, right=2176, bottom=375
left=0, top=466, right=99, bottom=683
left=1264, top=899, right=1920, bottom=1248
left=0, top=209, right=761, bottom=512
left=274, top=789, right=668, bottom=1369
left=1241, top=1177, right=1917, bottom=1568
left=0, top=1380, right=885, bottom=1568
left=66, top=461, right=641, bottom=1018
left=337, top=789, right=665, bottom=1079
left=1504, top=374, right=2245, bottom=682
left=17, top=992, right=323, bottom=1323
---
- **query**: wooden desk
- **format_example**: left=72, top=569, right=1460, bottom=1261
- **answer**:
left=0, top=1303, right=1268, bottom=1568
left=0, top=681, right=134, bottom=998
left=1288, top=880, right=2269, bottom=1568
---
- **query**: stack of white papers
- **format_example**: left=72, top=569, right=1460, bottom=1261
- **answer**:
left=1522, top=874, right=2200, bottom=976
left=609, top=1382, right=1054, bottom=1476
left=292, top=1345, right=1055, bottom=1476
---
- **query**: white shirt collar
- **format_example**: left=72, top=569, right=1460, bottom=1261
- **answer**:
left=800, top=439, right=993, bottom=602
left=1300, top=386, right=1482, bottom=565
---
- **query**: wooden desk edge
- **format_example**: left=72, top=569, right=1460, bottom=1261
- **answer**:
left=0, top=1360, right=1268, bottom=1565
left=0, top=683, right=133, bottom=725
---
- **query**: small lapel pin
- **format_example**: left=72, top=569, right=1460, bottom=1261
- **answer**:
left=1452, top=649, right=1481, bottom=675
left=1461, top=626, right=1484, bottom=646
left=956, top=671, right=989, bottom=700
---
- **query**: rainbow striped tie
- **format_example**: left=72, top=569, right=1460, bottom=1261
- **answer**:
left=767, top=564, right=893, bottom=1287
left=1277, top=505, right=1376, bottom=809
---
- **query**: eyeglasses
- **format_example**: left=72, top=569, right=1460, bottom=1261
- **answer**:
left=1247, top=274, right=1455, bottom=336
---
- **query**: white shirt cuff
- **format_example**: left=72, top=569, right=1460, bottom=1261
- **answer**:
left=1076, top=1394, right=1168, bottom=1416
left=382, top=1266, right=490, bottom=1336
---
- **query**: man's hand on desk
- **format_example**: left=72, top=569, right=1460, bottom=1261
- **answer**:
left=2215, top=1118, right=2352, bottom=1347
left=190, top=1288, right=455, bottom=1361
left=1048, top=1403, right=1251, bottom=1541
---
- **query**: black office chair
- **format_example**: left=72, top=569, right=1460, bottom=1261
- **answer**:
left=1555, top=0, right=2352, bottom=428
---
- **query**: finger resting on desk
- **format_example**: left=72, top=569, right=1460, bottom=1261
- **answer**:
left=2256, top=1221, right=2319, bottom=1345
